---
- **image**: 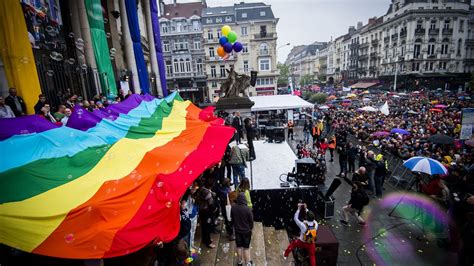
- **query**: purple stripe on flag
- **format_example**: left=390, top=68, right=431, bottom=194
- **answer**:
left=0, top=115, right=59, bottom=141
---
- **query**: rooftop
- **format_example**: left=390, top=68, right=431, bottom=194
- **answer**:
left=162, top=1, right=206, bottom=19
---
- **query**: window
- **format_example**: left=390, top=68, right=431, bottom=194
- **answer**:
left=241, top=27, right=248, bottom=36
left=260, top=11, right=266, bottom=16
left=242, top=12, right=247, bottom=18
left=185, top=59, right=191, bottom=73
left=260, top=25, right=267, bottom=37
left=217, top=30, right=222, bottom=39
left=225, top=16, right=232, bottom=22
left=259, top=43, right=269, bottom=55
left=179, top=59, right=185, bottom=73
left=401, top=43, right=405, bottom=56
left=259, top=58, right=270, bottom=71
left=211, top=81, right=217, bottom=88
left=242, top=45, right=248, bottom=53
left=193, top=40, right=201, bottom=50
left=414, top=44, right=421, bottom=58
left=166, top=61, right=172, bottom=76
left=173, top=59, right=179, bottom=73
left=427, top=39, right=435, bottom=55
left=210, top=66, right=216, bottom=77
left=220, top=65, right=226, bottom=77
left=196, top=59, right=203, bottom=74
left=457, top=39, right=462, bottom=55
left=161, top=23, right=169, bottom=33
left=176, top=22, right=183, bottom=32
left=441, top=42, right=448, bottom=54
left=412, top=62, right=420, bottom=71
left=440, top=62, right=447, bottom=70
left=216, top=17, right=223, bottom=23
left=444, top=20, right=450, bottom=30
left=243, top=60, right=249, bottom=72
left=459, top=20, right=464, bottom=32
left=209, top=47, right=215, bottom=58
left=430, top=20, right=436, bottom=30
left=163, top=42, right=170, bottom=52
left=192, top=21, right=200, bottom=31
left=256, top=78, right=273, bottom=86
left=207, top=30, right=213, bottom=40
left=427, top=62, right=434, bottom=71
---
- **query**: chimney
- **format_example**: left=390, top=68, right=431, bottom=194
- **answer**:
left=357, top=21, right=363, bottom=30
left=202, top=0, right=207, bottom=7
left=348, top=26, right=355, bottom=34
left=173, top=0, right=177, bottom=7
left=368, top=17, right=375, bottom=24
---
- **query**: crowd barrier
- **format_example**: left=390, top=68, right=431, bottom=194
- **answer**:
left=345, top=134, right=417, bottom=191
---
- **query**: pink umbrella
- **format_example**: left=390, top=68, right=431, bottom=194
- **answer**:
left=434, top=104, right=447, bottom=108
left=372, top=131, right=390, bottom=137
left=466, top=139, right=474, bottom=147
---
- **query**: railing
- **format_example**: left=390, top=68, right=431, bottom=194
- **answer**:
left=399, top=30, right=407, bottom=38
left=442, top=28, right=453, bottom=35
left=415, top=28, right=425, bottom=36
left=384, top=36, right=390, bottom=43
left=371, top=39, right=379, bottom=45
left=359, top=42, right=369, bottom=48
left=370, top=52, right=378, bottom=58
left=254, top=32, right=275, bottom=39
left=429, top=28, right=439, bottom=35
left=359, top=54, right=369, bottom=60
left=203, top=38, right=219, bottom=44
left=391, top=34, right=398, bottom=41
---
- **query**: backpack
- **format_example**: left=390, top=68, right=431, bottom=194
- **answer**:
left=303, top=222, right=317, bottom=243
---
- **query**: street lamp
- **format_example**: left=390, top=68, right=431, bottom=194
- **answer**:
left=277, top=43, right=291, bottom=50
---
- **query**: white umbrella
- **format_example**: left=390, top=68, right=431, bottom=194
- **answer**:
left=392, top=95, right=400, bottom=98
left=359, top=106, right=378, bottom=112
left=398, top=92, right=407, bottom=96
left=319, top=105, right=330, bottom=109
left=403, top=157, right=448, bottom=175
left=362, top=98, right=371, bottom=102
left=408, top=110, right=418, bottom=114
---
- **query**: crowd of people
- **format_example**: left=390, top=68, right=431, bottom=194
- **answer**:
left=296, top=89, right=473, bottom=265
left=0, top=87, right=134, bottom=123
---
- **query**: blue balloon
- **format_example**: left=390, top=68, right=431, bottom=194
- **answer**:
left=233, top=42, right=243, bottom=53
left=219, top=36, right=228, bottom=46
left=223, top=42, right=233, bottom=53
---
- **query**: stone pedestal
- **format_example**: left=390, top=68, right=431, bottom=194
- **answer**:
left=216, top=97, right=254, bottom=115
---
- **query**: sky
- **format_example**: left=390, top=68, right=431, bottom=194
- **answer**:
left=167, top=0, right=392, bottom=62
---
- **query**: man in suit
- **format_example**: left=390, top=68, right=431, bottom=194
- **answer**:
left=5, top=88, right=26, bottom=117
left=232, top=111, right=243, bottom=144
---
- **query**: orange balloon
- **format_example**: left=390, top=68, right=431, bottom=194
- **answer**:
left=217, top=46, right=226, bottom=57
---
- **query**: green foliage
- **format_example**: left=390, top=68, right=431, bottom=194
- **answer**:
left=300, top=74, right=314, bottom=86
left=309, top=93, right=328, bottom=104
left=277, top=63, right=290, bottom=87
left=302, top=91, right=313, bottom=100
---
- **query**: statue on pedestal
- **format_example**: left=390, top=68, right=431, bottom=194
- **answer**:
left=220, top=66, right=251, bottom=98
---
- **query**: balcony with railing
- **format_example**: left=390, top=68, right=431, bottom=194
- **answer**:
left=370, top=52, right=379, bottom=58
left=359, top=54, right=369, bottom=60
left=391, top=34, right=398, bottom=41
left=369, top=66, right=377, bottom=72
left=359, top=42, right=369, bottom=49
left=400, top=30, right=407, bottom=38
left=170, top=72, right=207, bottom=78
left=204, top=38, right=219, bottom=44
left=349, top=43, right=359, bottom=49
left=415, top=28, right=425, bottom=36
left=429, top=28, right=439, bottom=36
left=384, top=36, right=390, bottom=43
left=254, top=32, right=276, bottom=40
left=442, top=28, right=453, bottom=35
left=371, top=39, right=379, bottom=46
left=205, top=55, right=236, bottom=62
left=467, top=38, right=474, bottom=46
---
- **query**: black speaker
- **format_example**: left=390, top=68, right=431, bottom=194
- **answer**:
left=250, top=71, right=258, bottom=86
left=295, top=158, right=321, bottom=186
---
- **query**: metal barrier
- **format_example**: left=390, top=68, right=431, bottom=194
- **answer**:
left=346, top=134, right=416, bottom=191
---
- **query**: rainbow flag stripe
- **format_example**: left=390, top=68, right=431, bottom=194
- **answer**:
left=0, top=93, right=234, bottom=259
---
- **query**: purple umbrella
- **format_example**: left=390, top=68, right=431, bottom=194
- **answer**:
left=372, top=131, right=390, bottom=137
left=391, top=128, right=410, bottom=135
left=434, top=104, right=447, bottom=108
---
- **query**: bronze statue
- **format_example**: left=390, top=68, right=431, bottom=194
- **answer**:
left=221, top=66, right=251, bottom=98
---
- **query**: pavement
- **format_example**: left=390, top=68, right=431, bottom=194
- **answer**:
left=286, top=126, right=454, bottom=266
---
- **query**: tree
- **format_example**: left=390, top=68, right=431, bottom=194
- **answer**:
left=309, top=93, right=328, bottom=104
left=302, top=91, right=313, bottom=100
left=277, top=63, right=290, bottom=87
left=300, top=74, right=314, bottom=87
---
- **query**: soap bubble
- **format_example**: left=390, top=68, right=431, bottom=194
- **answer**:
left=46, top=70, right=55, bottom=77
left=106, top=32, right=111, bottom=38
left=67, top=58, right=76, bottom=65
left=64, top=233, right=75, bottom=243
left=68, top=32, right=75, bottom=38
left=165, top=201, right=172, bottom=208
left=81, top=64, right=88, bottom=70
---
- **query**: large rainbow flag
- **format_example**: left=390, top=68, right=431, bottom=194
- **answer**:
left=0, top=93, right=234, bottom=259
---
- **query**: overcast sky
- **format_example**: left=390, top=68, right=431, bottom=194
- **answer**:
left=167, top=0, right=473, bottom=62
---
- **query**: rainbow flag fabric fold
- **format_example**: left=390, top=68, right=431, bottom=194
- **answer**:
left=0, top=94, right=234, bottom=259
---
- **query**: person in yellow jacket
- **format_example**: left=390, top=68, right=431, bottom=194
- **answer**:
left=328, top=136, right=336, bottom=162
left=287, top=120, right=295, bottom=140
left=237, top=177, right=252, bottom=209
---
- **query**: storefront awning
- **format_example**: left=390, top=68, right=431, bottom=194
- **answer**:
left=350, top=82, right=378, bottom=89
left=250, top=95, right=313, bottom=112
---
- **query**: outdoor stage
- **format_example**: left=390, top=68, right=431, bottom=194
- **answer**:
left=244, top=140, right=297, bottom=190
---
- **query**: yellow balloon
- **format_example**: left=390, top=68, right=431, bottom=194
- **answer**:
left=222, top=25, right=232, bottom=37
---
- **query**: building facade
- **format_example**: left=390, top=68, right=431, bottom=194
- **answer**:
left=285, top=0, right=474, bottom=89
left=159, top=1, right=207, bottom=103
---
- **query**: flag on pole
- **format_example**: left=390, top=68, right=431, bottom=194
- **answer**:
left=380, top=101, right=390, bottom=116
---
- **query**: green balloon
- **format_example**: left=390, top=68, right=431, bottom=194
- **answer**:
left=227, top=31, right=237, bottom=43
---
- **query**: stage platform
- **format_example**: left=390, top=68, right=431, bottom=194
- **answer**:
left=244, top=140, right=297, bottom=190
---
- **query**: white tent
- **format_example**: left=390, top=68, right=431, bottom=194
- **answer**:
left=359, top=106, right=378, bottom=112
left=249, top=95, right=314, bottom=112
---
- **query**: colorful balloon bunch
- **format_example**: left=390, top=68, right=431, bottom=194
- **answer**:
left=217, top=25, right=243, bottom=59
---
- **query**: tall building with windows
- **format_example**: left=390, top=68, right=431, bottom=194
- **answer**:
left=201, top=6, right=237, bottom=101
left=235, top=2, right=279, bottom=96
left=202, top=2, right=279, bottom=99
left=159, top=1, right=207, bottom=103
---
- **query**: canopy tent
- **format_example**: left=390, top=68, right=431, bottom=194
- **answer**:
left=249, top=95, right=313, bottom=112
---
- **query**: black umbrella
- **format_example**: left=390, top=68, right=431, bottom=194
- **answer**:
left=428, top=133, right=454, bottom=145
